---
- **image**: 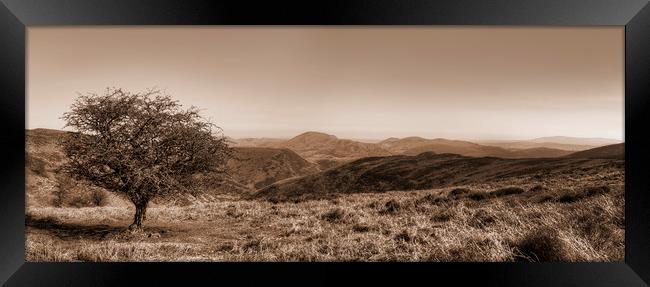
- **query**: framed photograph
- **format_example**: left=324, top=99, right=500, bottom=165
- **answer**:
left=1, top=0, right=649, bottom=286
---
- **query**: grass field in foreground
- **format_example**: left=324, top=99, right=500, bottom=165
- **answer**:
left=26, top=182, right=624, bottom=262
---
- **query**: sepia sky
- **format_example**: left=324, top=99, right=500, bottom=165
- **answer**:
left=27, top=27, right=624, bottom=141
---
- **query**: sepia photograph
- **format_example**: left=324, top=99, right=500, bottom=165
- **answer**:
left=25, top=27, right=624, bottom=262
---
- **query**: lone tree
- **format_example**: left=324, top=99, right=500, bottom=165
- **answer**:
left=61, top=88, right=230, bottom=231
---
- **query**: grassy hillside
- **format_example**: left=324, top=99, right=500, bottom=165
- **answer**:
left=565, top=143, right=624, bottom=160
left=226, top=147, right=320, bottom=189
left=26, top=181, right=624, bottom=262
left=281, top=132, right=392, bottom=167
left=529, top=136, right=620, bottom=146
left=385, top=137, right=573, bottom=158
left=478, top=140, right=596, bottom=152
left=257, top=152, right=623, bottom=201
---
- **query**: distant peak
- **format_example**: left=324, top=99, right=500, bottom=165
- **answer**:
left=290, top=131, right=338, bottom=140
left=402, top=136, right=427, bottom=141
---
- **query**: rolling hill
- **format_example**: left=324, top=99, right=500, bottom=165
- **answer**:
left=529, top=136, right=620, bottom=146
left=478, top=140, right=596, bottom=151
left=479, top=136, right=621, bottom=152
left=231, top=137, right=286, bottom=148
left=225, top=147, right=320, bottom=189
left=380, top=137, right=573, bottom=158
left=274, top=132, right=392, bottom=168
left=256, top=146, right=624, bottom=201
left=233, top=132, right=582, bottom=165
left=565, top=143, right=624, bottom=160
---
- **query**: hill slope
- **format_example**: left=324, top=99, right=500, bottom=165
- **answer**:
left=565, top=143, right=624, bottom=160
left=256, top=152, right=623, bottom=201
left=233, top=132, right=578, bottom=163
left=280, top=132, right=391, bottom=167
left=231, top=137, right=286, bottom=148
left=478, top=140, right=596, bottom=151
left=381, top=137, right=572, bottom=158
left=529, top=136, right=620, bottom=146
left=226, top=147, right=320, bottom=189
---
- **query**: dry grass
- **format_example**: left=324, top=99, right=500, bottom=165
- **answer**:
left=26, top=180, right=624, bottom=262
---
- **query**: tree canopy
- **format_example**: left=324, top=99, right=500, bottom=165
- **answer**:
left=61, top=88, right=230, bottom=230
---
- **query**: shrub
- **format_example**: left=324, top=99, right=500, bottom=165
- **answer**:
left=26, top=214, right=60, bottom=227
left=448, top=188, right=471, bottom=198
left=491, top=187, right=525, bottom=197
left=468, top=209, right=496, bottom=228
left=384, top=200, right=400, bottom=214
left=557, top=192, right=580, bottom=203
left=321, top=208, right=345, bottom=223
left=515, top=227, right=568, bottom=262
left=430, top=210, right=454, bottom=222
left=558, top=185, right=611, bottom=203
left=447, top=238, right=497, bottom=262
left=415, top=194, right=438, bottom=205
left=53, top=176, right=76, bottom=207
left=68, top=194, right=91, bottom=208
left=225, top=206, right=243, bottom=218
left=529, top=185, right=545, bottom=193
left=466, top=191, right=492, bottom=201
left=215, top=243, right=234, bottom=252
left=51, top=188, right=66, bottom=208
left=394, top=230, right=412, bottom=242
left=27, top=156, right=48, bottom=177
left=90, top=189, right=109, bottom=207
left=583, top=185, right=611, bottom=196
left=242, top=238, right=263, bottom=252
left=532, top=194, right=555, bottom=203
left=352, top=223, right=371, bottom=233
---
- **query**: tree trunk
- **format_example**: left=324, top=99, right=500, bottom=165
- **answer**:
left=128, top=201, right=148, bottom=232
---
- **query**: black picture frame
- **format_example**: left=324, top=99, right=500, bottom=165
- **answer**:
left=1, top=0, right=649, bottom=286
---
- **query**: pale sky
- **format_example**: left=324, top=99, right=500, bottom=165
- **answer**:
left=27, top=27, right=624, bottom=141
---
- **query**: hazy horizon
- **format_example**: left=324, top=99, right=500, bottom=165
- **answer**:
left=26, top=127, right=622, bottom=144
left=28, top=27, right=624, bottom=141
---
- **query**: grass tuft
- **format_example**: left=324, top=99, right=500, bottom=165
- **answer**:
left=321, top=208, right=346, bottom=223
left=383, top=200, right=400, bottom=214
left=514, top=227, right=568, bottom=262
left=491, top=187, right=525, bottom=197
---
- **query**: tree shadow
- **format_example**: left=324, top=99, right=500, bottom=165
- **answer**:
left=26, top=215, right=126, bottom=240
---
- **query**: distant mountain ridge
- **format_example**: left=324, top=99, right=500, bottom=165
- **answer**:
left=232, top=131, right=613, bottom=166
left=478, top=136, right=620, bottom=152
left=529, top=136, right=620, bottom=146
